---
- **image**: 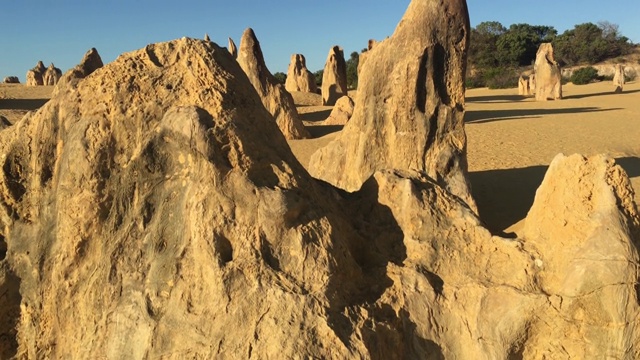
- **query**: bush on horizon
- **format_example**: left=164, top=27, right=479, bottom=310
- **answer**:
left=570, top=67, right=599, bottom=85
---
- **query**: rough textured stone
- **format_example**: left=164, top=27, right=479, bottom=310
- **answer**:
left=321, top=46, right=348, bottom=106
left=358, top=39, right=377, bottom=77
left=0, top=2, right=639, bottom=359
left=528, top=73, right=536, bottom=94
left=534, top=43, right=562, bottom=101
left=237, top=28, right=309, bottom=139
left=204, top=33, right=210, bottom=42
left=53, top=48, right=104, bottom=97
left=285, top=54, right=317, bottom=93
left=0, top=115, right=11, bottom=129
left=324, top=95, right=354, bottom=125
left=25, top=61, right=45, bottom=86
left=2, top=76, right=20, bottom=84
left=613, top=64, right=625, bottom=93
left=228, top=37, right=237, bottom=59
left=518, top=76, right=530, bottom=96
left=42, top=63, right=62, bottom=86
left=309, top=0, right=477, bottom=211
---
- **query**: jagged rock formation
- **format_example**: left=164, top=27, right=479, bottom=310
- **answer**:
left=518, top=76, right=530, bottom=96
left=613, top=64, right=625, bottom=93
left=228, top=37, right=237, bottom=59
left=309, top=0, right=477, bottom=210
left=534, top=43, right=562, bottom=101
left=0, top=1, right=639, bottom=359
left=321, top=46, right=348, bottom=106
left=53, top=48, right=104, bottom=97
left=25, top=61, right=46, bottom=86
left=324, top=95, right=354, bottom=125
left=204, top=33, right=210, bottom=42
left=358, top=39, right=377, bottom=76
left=237, top=28, right=309, bottom=139
left=2, top=76, right=19, bottom=84
left=285, top=54, right=317, bottom=93
left=42, top=63, right=62, bottom=85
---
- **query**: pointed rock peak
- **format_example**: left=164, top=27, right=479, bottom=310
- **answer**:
left=77, top=47, right=104, bottom=77
left=228, top=37, right=237, bottom=59
left=204, top=33, right=210, bottom=42
left=34, top=61, right=46, bottom=72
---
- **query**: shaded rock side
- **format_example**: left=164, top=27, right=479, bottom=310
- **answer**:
left=518, top=76, right=530, bottom=96
left=52, top=48, right=104, bottom=97
left=324, top=95, right=354, bottom=125
left=42, top=63, right=62, bottom=86
left=3, top=76, right=20, bottom=84
left=228, top=37, right=237, bottom=59
left=237, top=28, right=309, bottom=139
left=25, top=61, right=46, bottom=86
left=613, top=64, right=625, bottom=93
left=308, top=0, right=477, bottom=211
left=321, top=46, right=348, bottom=106
left=285, top=54, right=317, bottom=93
left=534, top=43, right=562, bottom=101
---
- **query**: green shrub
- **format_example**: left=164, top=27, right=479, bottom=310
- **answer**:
left=483, top=67, right=519, bottom=89
left=570, top=66, right=599, bottom=85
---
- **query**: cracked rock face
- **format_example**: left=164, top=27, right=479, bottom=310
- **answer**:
left=308, top=0, right=477, bottom=211
left=0, top=1, right=639, bottom=359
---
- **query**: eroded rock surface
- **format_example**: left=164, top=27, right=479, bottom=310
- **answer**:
left=53, top=48, right=104, bottom=97
left=321, top=46, right=348, bottom=106
left=3, top=76, right=19, bottom=84
left=309, top=0, right=477, bottom=211
left=534, top=43, right=562, bottom=101
left=25, top=61, right=46, bottom=86
left=613, top=64, right=625, bottom=93
left=285, top=54, right=317, bottom=93
left=324, top=95, right=354, bottom=125
left=42, top=63, right=62, bottom=86
left=237, top=28, right=309, bottom=139
left=228, top=37, right=237, bottom=59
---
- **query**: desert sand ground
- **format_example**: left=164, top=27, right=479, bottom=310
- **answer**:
left=2, top=81, right=638, bottom=236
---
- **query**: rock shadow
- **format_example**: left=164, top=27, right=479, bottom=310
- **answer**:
left=562, top=88, right=640, bottom=100
left=469, top=165, right=548, bottom=233
left=306, top=124, right=343, bottom=138
left=0, top=98, right=49, bottom=110
left=616, top=156, right=640, bottom=179
left=299, top=109, right=331, bottom=123
left=465, top=107, right=620, bottom=124
left=466, top=94, right=528, bottom=103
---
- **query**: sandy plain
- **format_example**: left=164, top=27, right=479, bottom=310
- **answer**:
left=2, top=81, right=639, bottom=236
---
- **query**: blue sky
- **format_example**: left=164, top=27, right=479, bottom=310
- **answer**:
left=1, top=0, right=639, bottom=82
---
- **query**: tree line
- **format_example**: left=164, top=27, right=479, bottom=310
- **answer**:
left=468, top=21, right=635, bottom=88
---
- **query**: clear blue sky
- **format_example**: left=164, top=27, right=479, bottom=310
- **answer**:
left=1, top=0, right=638, bottom=82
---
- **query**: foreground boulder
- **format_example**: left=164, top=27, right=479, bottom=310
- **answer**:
left=324, top=95, right=354, bottom=125
left=309, top=0, right=477, bottom=210
left=321, top=46, right=348, bottom=106
left=237, top=28, right=309, bottom=139
left=0, top=2, right=639, bottom=359
left=25, top=61, right=46, bottom=86
left=2, top=76, right=19, bottom=84
left=613, top=64, right=625, bottom=93
left=534, top=43, right=562, bottom=101
left=285, top=54, right=317, bottom=93
left=42, top=63, right=62, bottom=85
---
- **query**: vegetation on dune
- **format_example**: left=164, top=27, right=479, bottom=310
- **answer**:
left=467, top=20, right=635, bottom=88
left=570, top=66, right=599, bottom=85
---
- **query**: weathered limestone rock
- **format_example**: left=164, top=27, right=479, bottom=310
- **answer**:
left=613, top=64, right=625, bottom=93
left=518, top=76, right=530, bottom=96
left=285, top=54, right=317, bottom=93
left=324, top=95, right=354, bottom=125
left=25, top=61, right=46, bottom=86
left=521, top=153, right=640, bottom=358
left=2, top=76, right=19, bottom=84
left=237, top=28, right=309, bottom=139
left=309, top=0, right=477, bottom=210
left=42, top=63, right=62, bottom=85
left=0, top=115, right=11, bottom=129
left=1, top=2, right=639, bottom=359
left=204, top=33, right=210, bottom=42
left=534, top=43, right=562, bottom=101
left=528, top=73, right=536, bottom=94
left=357, top=39, right=377, bottom=77
left=321, top=46, right=348, bottom=106
left=228, top=37, right=237, bottom=59
left=53, top=48, right=104, bottom=97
